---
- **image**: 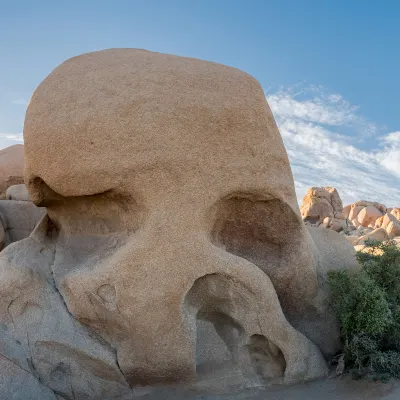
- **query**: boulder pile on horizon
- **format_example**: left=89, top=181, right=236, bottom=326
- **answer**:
left=300, top=186, right=400, bottom=250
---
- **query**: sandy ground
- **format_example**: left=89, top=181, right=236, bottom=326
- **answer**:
left=139, top=376, right=400, bottom=399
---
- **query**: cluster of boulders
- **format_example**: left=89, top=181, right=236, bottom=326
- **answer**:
left=300, top=187, right=351, bottom=233
left=300, top=187, right=400, bottom=250
left=0, top=144, right=44, bottom=250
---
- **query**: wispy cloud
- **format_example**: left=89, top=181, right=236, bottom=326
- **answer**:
left=267, top=85, right=400, bottom=207
left=0, top=133, right=23, bottom=141
left=11, top=98, right=28, bottom=106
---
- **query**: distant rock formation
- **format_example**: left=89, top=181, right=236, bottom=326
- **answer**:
left=0, top=144, right=24, bottom=198
left=300, top=187, right=400, bottom=249
left=300, top=187, right=352, bottom=233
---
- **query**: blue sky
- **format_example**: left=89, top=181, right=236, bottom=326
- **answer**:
left=1, top=0, right=399, bottom=205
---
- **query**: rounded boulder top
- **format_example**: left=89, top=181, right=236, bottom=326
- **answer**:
left=23, top=48, right=296, bottom=210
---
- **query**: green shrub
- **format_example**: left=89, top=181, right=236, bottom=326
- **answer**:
left=328, top=239, right=400, bottom=380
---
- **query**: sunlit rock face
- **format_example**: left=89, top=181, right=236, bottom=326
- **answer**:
left=0, top=48, right=362, bottom=398
left=0, top=144, right=25, bottom=198
left=300, top=186, right=353, bottom=233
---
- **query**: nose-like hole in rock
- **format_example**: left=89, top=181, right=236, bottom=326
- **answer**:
left=195, top=312, right=243, bottom=377
left=185, top=273, right=286, bottom=387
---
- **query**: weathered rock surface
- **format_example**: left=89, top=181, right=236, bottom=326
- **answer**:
left=0, top=200, right=45, bottom=248
left=300, top=187, right=353, bottom=234
left=392, top=208, right=400, bottom=220
left=300, top=187, right=343, bottom=225
left=6, top=183, right=31, bottom=201
left=0, top=144, right=24, bottom=198
left=0, top=48, right=360, bottom=398
left=375, top=212, right=400, bottom=238
left=310, top=193, right=400, bottom=247
left=353, top=228, right=389, bottom=246
left=356, top=206, right=384, bottom=227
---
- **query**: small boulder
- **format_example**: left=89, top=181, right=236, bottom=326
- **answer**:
left=357, top=206, right=384, bottom=227
left=353, top=228, right=389, bottom=246
left=391, top=208, right=400, bottom=220
left=348, top=205, right=364, bottom=222
left=6, top=184, right=30, bottom=201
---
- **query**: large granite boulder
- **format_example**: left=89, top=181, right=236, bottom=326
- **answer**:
left=0, top=49, right=360, bottom=398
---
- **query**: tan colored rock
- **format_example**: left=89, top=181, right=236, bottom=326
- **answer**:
left=391, top=208, right=400, bottom=220
left=375, top=213, right=400, bottom=238
left=375, top=215, right=385, bottom=228
left=342, top=204, right=351, bottom=219
left=326, top=187, right=343, bottom=213
left=353, top=228, right=389, bottom=246
left=352, top=200, right=387, bottom=213
left=346, top=236, right=360, bottom=245
left=387, top=220, right=400, bottom=238
left=357, top=206, right=384, bottom=227
left=1, top=49, right=361, bottom=396
left=300, top=187, right=344, bottom=228
left=348, top=205, right=364, bottom=221
left=305, top=227, right=360, bottom=354
left=22, top=48, right=329, bottom=390
left=321, top=216, right=348, bottom=232
left=0, top=144, right=24, bottom=198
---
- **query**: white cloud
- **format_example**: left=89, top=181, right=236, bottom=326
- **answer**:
left=379, top=131, right=400, bottom=176
left=11, top=98, right=28, bottom=105
left=269, top=90, right=356, bottom=126
left=0, top=133, right=23, bottom=141
left=267, top=86, right=400, bottom=207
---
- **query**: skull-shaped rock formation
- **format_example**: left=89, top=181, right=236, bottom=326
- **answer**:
left=0, top=49, right=359, bottom=398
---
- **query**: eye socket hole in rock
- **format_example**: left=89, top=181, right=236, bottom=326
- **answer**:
left=28, top=177, right=145, bottom=235
left=210, top=195, right=303, bottom=272
left=185, top=273, right=286, bottom=383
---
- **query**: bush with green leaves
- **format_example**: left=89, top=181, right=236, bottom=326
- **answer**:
left=328, top=239, right=400, bottom=380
